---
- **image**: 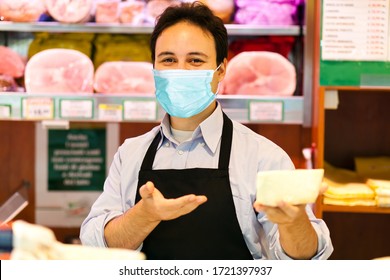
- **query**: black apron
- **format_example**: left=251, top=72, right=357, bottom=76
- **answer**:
left=135, top=113, right=253, bottom=260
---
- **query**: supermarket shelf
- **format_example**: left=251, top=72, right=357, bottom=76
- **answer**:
left=0, top=22, right=303, bottom=36
left=322, top=204, right=390, bottom=215
left=0, top=93, right=303, bottom=124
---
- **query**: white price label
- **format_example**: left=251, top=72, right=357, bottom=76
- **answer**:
left=60, top=99, right=94, bottom=119
left=249, top=101, right=284, bottom=122
left=0, top=104, right=11, bottom=118
left=98, top=104, right=123, bottom=121
left=123, top=100, right=157, bottom=121
left=22, top=98, right=54, bottom=120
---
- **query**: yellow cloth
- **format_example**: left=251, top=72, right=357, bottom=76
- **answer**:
left=324, top=183, right=375, bottom=199
left=323, top=197, right=376, bottom=207
left=355, top=156, right=390, bottom=180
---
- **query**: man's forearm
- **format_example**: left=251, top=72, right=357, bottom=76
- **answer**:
left=278, top=217, right=318, bottom=259
left=104, top=200, right=160, bottom=250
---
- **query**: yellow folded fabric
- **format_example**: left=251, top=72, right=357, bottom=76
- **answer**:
left=366, top=178, right=390, bottom=190
left=376, top=196, right=390, bottom=207
left=324, top=183, right=375, bottom=199
left=355, top=156, right=390, bottom=180
left=323, top=197, right=377, bottom=207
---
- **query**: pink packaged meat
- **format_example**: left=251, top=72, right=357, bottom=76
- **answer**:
left=95, top=0, right=120, bottom=23
left=94, top=61, right=155, bottom=94
left=220, top=51, right=296, bottom=96
left=44, top=0, right=93, bottom=23
left=0, top=46, right=25, bottom=78
left=0, top=0, right=46, bottom=22
left=25, top=48, right=94, bottom=94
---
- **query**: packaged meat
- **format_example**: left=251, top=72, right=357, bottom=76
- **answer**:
left=119, top=0, right=146, bottom=24
left=0, top=75, right=18, bottom=92
left=25, top=49, right=94, bottom=94
left=0, top=46, right=25, bottom=78
left=234, top=0, right=300, bottom=25
left=0, top=0, right=46, bottom=22
left=95, top=0, right=120, bottom=23
left=94, top=61, right=155, bottom=94
left=44, top=0, right=93, bottom=23
left=220, top=51, right=296, bottom=96
left=145, top=0, right=181, bottom=24
left=200, top=0, right=234, bottom=23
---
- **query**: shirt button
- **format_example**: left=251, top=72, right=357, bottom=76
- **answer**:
left=165, top=142, right=170, bottom=147
left=178, top=150, right=184, bottom=155
left=200, top=142, right=205, bottom=147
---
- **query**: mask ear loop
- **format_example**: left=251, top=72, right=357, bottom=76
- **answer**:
left=214, top=64, right=223, bottom=95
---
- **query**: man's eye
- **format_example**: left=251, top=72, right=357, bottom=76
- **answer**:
left=162, top=58, right=175, bottom=63
left=190, top=59, right=204, bottom=64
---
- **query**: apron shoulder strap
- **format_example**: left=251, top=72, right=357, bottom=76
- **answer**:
left=140, top=131, right=162, bottom=170
left=218, top=112, right=233, bottom=170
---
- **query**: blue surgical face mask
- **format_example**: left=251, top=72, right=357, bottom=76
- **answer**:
left=153, top=65, right=221, bottom=118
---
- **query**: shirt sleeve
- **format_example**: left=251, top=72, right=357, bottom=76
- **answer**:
left=256, top=147, right=334, bottom=260
left=262, top=205, right=334, bottom=260
left=79, top=148, right=124, bottom=247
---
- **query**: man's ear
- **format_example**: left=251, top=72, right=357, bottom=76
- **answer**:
left=217, top=58, right=228, bottom=82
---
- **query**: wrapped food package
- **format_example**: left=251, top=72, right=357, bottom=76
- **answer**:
left=93, top=34, right=151, bottom=68
left=200, top=0, right=234, bottom=23
left=0, top=75, right=18, bottom=92
left=95, top=0, right=120, bottom=23
left=234, top=0, right=301, bottom=25
left=94, top=61, right=155, bottom=94
left=145, top=0, right=181, bottom=24
left=228, top=36, right=296, bottom=60
left=119, top=0, right=146, bottom=24
left=28, top=32, right=95, bottom=59
left=25, top=49, right=94, bottom=94
left=0, top=0, right=46, bottom=22
left=44, top=0, right=93, bottom=23
left=0, top=46, right=25, bottom=78
left=220, top=51, right=296, bottom=96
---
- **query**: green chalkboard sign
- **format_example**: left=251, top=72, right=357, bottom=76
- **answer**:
left=48, top=129, right=106, bottom=191
left=320, top=0, right=390, bottom=87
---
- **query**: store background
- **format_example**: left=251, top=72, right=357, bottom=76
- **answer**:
left=1, top=0, right=389, bottom=259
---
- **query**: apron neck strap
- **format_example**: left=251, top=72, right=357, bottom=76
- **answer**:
left=140, top=112, right=233, bottom=170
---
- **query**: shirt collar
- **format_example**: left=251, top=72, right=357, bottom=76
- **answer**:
left=159, top=102, right=224, bottom=154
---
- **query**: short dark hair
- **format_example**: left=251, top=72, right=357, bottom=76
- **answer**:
left=150, top=1, right=228, bottom=65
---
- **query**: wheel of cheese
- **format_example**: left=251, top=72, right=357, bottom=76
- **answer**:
left=220, top=51, right=296, bottom=96
left=25, top=48, right=94, bottom=94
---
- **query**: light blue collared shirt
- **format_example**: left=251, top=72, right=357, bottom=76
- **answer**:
left=80, top=104, right=333, bottom=259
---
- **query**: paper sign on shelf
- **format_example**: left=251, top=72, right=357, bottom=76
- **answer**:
left=22, top=97, right=54, bottom=120
left=0, top=104, right=12, bottom=118
left=98, top=104, right=123, bottom=121
left=60, top=99, right=94, bottom=119
left=249, top=101, right=284, bottom=122
left=123, top=100, right=157, bottom=121
left=322, top=0, right=390, bottom=61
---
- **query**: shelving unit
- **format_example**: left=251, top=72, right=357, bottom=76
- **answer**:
left=0, top=22, right=302, bottom=36
left=0, top=10, right=313, bottom=243
left=311, top=0, right=390, bottom=259
left=0, top=93, right=304, bottom=124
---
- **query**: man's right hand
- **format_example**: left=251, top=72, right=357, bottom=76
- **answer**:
left=138, top=181, right=207, bottom=223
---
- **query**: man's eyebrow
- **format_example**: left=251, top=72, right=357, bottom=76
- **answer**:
left=157, top=51, right=175, bottom=57
left=157, top=51, right=209, bottom=58
left=188, top=52, right=209, bottom=58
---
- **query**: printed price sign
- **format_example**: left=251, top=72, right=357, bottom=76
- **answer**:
left=123, top=100, right=157, bottom=121
left=98, top=104, right=123, bottom=121
left=0, top=104, right=12, bottom=118
left=60, top=99, right=94, bottom=119
left=22, top=97, right=54, bottom=120
left=249, top=101, right=284, bottom=122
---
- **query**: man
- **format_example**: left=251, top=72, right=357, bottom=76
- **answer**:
left=80, top=1, right=333, bottom=260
